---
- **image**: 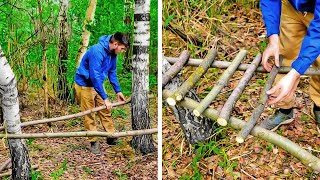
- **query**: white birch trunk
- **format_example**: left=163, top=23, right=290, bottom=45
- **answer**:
left=0, top=47, right=30, bottom=179
left=131, top=0, right=155, bottom=154
left=76, top=0, right=97, bottom=65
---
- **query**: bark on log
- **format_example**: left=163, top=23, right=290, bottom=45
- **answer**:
left=217, top=54, right=262, bottom=126
left=193, top=50, right=247, bottom=116
left=0, top=128, right=158, bottom=139
left=163, top=57, right=217, bottom=144
left=131, top=0, right=156, bottom=154
left=236, top=57, right=283, bottom=143
left=166, top=49, right=217, bottom=106
left=0, top=159, right=10, bottom=173
left=0, top=98, right=131, bottom=131
left=162, top=50, right=190, bottom=88
left=0, top=47, right=30, bottom=179
left=165, top=57, right=320, bottom=75
left=163, top=90, right=320, bottom=172
left=76, top=0, right=97, bottom=65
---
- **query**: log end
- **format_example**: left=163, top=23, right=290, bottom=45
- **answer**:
left=166, top=97, right=176, bottom=106
left=176, top=94, right=182, bottom=101
left=236, top=136, right=244, bottom=143
left=217, top=117, right=227, bottom=126
left=193, top=110, right=201, bottom=117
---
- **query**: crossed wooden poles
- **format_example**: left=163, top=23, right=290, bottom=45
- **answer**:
left=163, top=49, right=320, bottom=172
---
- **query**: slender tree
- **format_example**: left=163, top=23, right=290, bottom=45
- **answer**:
left=123, top=0, right=134, bottom=72
left=76, top=0, right=97, bottom=65
left=37, top=0, right=49, bottom=116
left=57, top=0, right=69, bottom=100
left=131, top=0, right=155, bottom=154
left=0, top=47, right=30, bottom=179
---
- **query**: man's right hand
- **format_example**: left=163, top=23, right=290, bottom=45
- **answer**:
left=104, top=98, right=113, bottom=110
left=262, top=34, right=280, bottom=72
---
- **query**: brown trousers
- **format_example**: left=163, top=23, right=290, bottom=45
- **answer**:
left=74, top=84, right=115, bottom=142
left=275, top=0, right=320, bottom=108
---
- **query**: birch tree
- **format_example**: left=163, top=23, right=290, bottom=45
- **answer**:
left=57, top=0, right=69, bottom=100
left=131, top=0, right=155, bottom=154
left=76, top=0, right=97, bottom=65
left=0, top=47, right=30, bottom=179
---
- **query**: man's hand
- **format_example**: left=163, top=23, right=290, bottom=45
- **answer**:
left=116, top=92, right=126, bottom=102
left=262, top=34, right=280, bottom=72
left=266, top=69, right=300, bottom=105
left=104, top=98, right=113, bottom=110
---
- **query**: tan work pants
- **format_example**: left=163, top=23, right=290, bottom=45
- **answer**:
left=74, top=84, right=115, bottom=142
left=275, top=0, right=320, bottom=108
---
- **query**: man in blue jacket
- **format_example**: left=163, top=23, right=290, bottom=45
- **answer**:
left=259, top=0, right=320, bottom=131
left=74, top=32, right=128, bottom=154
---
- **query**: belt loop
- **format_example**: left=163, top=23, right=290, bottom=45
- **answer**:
left=303, top=11, right=307, bottom=17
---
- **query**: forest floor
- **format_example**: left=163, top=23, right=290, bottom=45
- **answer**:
left=0, top=93, right=158, bottom=179
left=162, top=1, right=320, bottom=179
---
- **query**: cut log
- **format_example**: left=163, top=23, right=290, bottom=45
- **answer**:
left=217, top=54, right=262, bottom=126
left=165, top=57, right=320, bottom=75
left=166, top=49, right=217, bottom=106
left=193, top=50, right=247, bottom=116
left=0, top=128, right=157, bottom=139
left=163, top=90, right=320, bottom=172
left=162, top=50, right=190, bottom=87
left=0, top=98, right=131, bottom=131
left=163, top=57, right=217, bottom=144
left=236, top=57, right=283, bottom=143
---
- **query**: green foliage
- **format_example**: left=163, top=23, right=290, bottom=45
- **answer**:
left=112, top=109, right=128, bottom=119
left=31, top=169, right=44, bottom=180
left=26, top=138, right=35, bottom=145
left=51, top=159, right=68, bottom=180
left=113, top=169, right=128, bottom=180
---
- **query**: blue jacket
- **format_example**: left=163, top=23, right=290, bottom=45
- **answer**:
left=261, top=0, right=320, bottom=75
left=75, top=35, right=121, bottom=100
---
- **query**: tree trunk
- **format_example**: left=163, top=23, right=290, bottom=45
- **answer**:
left=217, top=54, right=262, bottom=126
left=166, top=49, right=217, bottom=106
left=0, top=47, right=30, bottom=179
left=37, top=0, right=49, bottom=116
left=165, top=57, right=320, bottom=75
left=123, top=0, right=134, bottom=72
left=163, top=57, right=217, bottom=144
left=131, top=0, right=156, bottom=154
left=163, top=90, right=320, bottom=172
left=76, top=0, right=97, bottom=65
left=57, top=0, right=69, bottom=100
left=193, top=50, right=247, bottom=116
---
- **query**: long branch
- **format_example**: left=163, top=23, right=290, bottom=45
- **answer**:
left=0, top=128, right=157, bottom=139
left=193, top=50, right=247, bottom=116
left=236, top=58, right=283, bottom=143
left=0, top=99, right=131, bottom=131
left=217, top=54, right=261, bottom=126
left=162, top=50, right=190, bottom=88
left=165, top=57, right=320, bottom=75
left=163, top=89, right=320, bottom=172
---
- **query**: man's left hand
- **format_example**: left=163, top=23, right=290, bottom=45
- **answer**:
left=116, top=92, right=126, bottom=102
left=266, top=69, right=300, bottom=105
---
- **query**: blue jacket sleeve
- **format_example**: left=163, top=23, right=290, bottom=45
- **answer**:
left=260, top=0, right=281, bottom=37
left=108, top=58, right=122, bottom=93
left=292, top=0, right=320, bottom=75
left=88, top=49, right=108, bottom=100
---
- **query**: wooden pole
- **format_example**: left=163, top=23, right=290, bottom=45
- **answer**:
left=0, top=99, right=131, bottom=132
left=236, top=57, right=283, bottom=143
left=165, top=57, right=320, bottom=75
left=193, top=50, right=247, bottom=116
left=163, top=90, right=320, bottom=172
left=162, top=50, right=190, bottom=88
left=166, top=49, right=217, bottom=106
left=217, top=54, right=262, bottom=126
left=0, top=128, right=157, bottom=139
